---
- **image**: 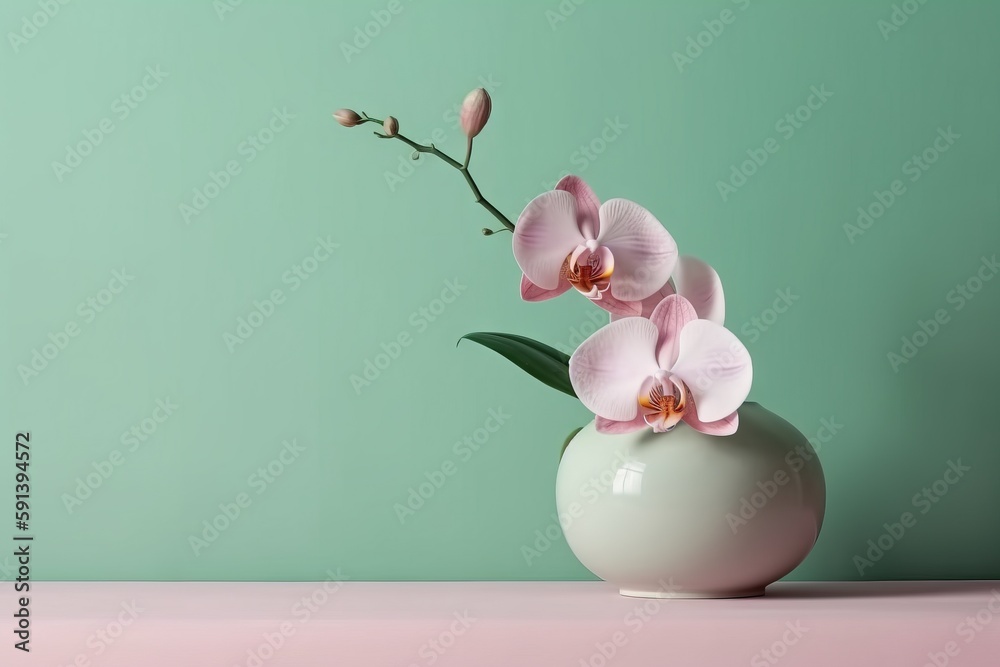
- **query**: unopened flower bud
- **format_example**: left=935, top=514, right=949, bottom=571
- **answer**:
left=333, top=109, right=362, bottom=127
left=383, top=116, right=398, bottom=137
left=481, top=228, right=494, bottom=236
left=460, top=88, right=492, bottom=138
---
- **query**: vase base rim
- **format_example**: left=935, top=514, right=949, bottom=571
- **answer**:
left=619, top=587, right=765, bottom=599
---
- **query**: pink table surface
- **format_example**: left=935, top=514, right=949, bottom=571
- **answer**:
left=9, top=581, right=1000, bottom=666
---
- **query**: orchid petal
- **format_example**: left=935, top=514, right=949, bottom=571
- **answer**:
left=513, top=191, right=585, bottom=290
left=596, top=199, right=677, bottom=302
left=556, top=175, right=601, bottom=239
left=618, top=257, right=725, bottom=322
left=649, top=295, right=698, bottom=370
left=615, top=281, right=675, bottom=321
left=520, top=274, right=571, bottom=302
left=569, top=317, right=659, bottom=422
left=683, top=400, right=739, bottom=436
left=596, top=415, right=649, bottom=434
left=670, top=320, right=753, bottom=423
left=591, top=289, right=642, bottom=318
left=673, top=256, right=725, bottom=325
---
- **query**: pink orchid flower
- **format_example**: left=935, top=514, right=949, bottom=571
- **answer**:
left=514, top=176, right=677, bottom=318
left=611, top=255, right=726, bottom=324
left=569, top=295, right=752, bottom=436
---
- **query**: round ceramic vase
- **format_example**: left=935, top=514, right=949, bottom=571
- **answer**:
left=556, top=402, right=825, bottom=598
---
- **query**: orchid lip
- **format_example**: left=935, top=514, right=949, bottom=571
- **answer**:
left=638, top=374, right=688, bottom=433
left=565, top=246, right=614, bottom=298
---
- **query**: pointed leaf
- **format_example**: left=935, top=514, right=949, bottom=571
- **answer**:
left=458, top=332, right=576, bottom=398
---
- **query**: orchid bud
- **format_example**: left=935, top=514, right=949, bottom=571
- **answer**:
left=333, top=109, right=362, bottom=127
left=383, top=116, right=398, bottom=137
left=459, top=88, right=492, bottom=138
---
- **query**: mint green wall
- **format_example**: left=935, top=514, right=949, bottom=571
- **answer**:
left=2, top=0, right=998, bottom=581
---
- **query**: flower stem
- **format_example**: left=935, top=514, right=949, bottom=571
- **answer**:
left=361, top=113, right=514, bottom=232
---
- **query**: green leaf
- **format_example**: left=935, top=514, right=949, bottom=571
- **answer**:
left=560, top=426, right=585, bottom=460
left=458, top=332, right=576, bottom=398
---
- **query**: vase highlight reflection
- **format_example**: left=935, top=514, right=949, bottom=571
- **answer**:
left=556, top=402, right=825, bottom=598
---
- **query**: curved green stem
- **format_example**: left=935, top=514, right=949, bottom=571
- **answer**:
left=361, top=113, right=514, bottom=232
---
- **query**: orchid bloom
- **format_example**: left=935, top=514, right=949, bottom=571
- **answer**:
left=513, top=176, right=677, bottom=318
left=569, top=295, right=752, bottom=436
left=611, top=255, right=726, bottom=324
